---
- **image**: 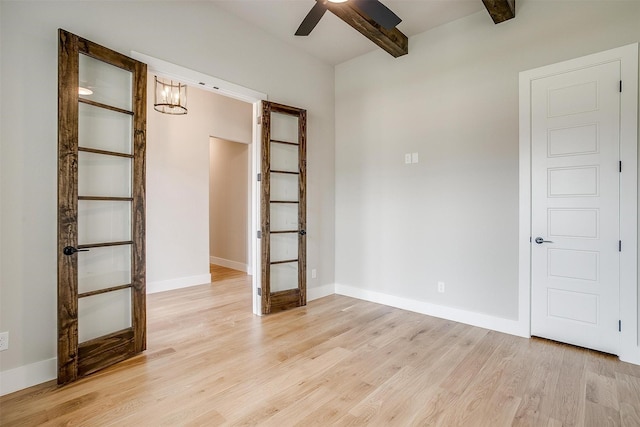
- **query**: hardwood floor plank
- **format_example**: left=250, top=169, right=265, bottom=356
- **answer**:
left=439, top=329, right=506, bottom=395
left=210, top=264, right=248, bottom=282
left=292, top=381, right=374, bottom=426
left=548, top=418, right=564, bottom=427
left=550, top=345, right=588, bottom=426
left=2, top=273, right=640, bottom=426
left=515, top=339, right=565, bottom=424
left=233, top=377, right=337, bottom=426
left=407, top=386, right=459, bottom=426
left=616, top=371, right=640, bottom=427
left=585, top=350, right=618, bottom=379
left=585, top=400, right=622, bottom=427
left=586, top=370, right=620, bottom=411
left=482, top=390, right=523, bottom=427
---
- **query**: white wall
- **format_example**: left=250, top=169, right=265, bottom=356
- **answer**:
left=0, top=1, right=4, bottom=358
left=209, top=137, right=249, bottom=271
left=335, top=1, right=640, bottom=330
left=0, top=0, right=335, bottom=393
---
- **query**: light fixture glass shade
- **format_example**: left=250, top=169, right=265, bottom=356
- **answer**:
left=154, top=76, right=187, bottom=115
left=78, top=87, right=93, bottom=95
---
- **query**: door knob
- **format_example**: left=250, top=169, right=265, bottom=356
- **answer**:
left=534, top=237, right=553, bottom=244
left=63, top=246, right=89, bottom=256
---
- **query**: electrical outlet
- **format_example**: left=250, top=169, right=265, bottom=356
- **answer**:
left=0, top=332, right=9, bottom=351
left=404, top=153, right=412, bottom=164
left=438, top=281, right=445, bottom=293
left=311, top=269, right=317, bottom=279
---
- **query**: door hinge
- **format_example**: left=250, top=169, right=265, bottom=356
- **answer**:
left=619, top=240, right=622, bottom=252
left=257, top=288, right=262, bottom=296
left=257, top=173, right=261, bottom=182
left=257, top=230, right=262, bottom=239
left=619, top=80, right=623, bottom=93
left=619, top=320, right=622, bottom=332
left=619, top=161, right=622, bottom=173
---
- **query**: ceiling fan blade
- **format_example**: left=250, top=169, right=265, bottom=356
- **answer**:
left=295, top=2, right=328, bottom=36
left=351, top=0, right=402, bottom=29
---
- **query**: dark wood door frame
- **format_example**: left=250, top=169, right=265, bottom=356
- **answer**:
left=261, top=101, right=307, bottom=314
left=58, top=29, right=147, bottom=384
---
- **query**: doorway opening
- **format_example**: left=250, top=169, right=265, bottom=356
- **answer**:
left=134, top=51, right=266, bottom=315
left=209, top=136, right=250, bottom=282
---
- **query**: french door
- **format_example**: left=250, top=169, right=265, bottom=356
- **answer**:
left=260, top=101, right=307, bottom=314
left=58, top=29, right=147, bottom=384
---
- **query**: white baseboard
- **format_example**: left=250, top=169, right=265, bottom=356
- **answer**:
left=335, top=283, right=529, bottom=338
left=620, top=349, right=640, bottom=366
left=209, top=256, right=248, bottom=273
left=147, top=273, right=213, bottom=294
left=0, top=358, right=56, bottom=396
left=307, top=283, right=335, bottom=302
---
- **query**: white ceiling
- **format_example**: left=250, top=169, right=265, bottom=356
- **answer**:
left=211, top=0, right=486, bottom=65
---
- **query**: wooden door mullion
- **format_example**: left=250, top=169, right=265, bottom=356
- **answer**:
left=298, top=109, right=307, bottom=307
left=131, top=60, right=147, bottom=354
left=261, top=101, right=272, bottom=314
left=58, top=29, right=80, bottom=385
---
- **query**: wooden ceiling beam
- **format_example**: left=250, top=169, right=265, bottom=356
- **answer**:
left=325, top=2, right=408, bottom=58
left=482, top=0, right=515, bottom=24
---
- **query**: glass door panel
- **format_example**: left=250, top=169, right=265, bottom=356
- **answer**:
left=78, top=245, right=132, bottom=294
left=270, top=112, right=299, bottom=143
left=271, top=142, right=298, bottom=172
left=78, top=288, right=132, bottom=342
left=270, top=234, right=299, bottom=263
left=270, top=263, right=299, bottom=293
left=271, top=174, right=299, bottom=202
left=270, top=204, right=298, bottom=232
left=78, top=152, right=132, bottom=198
left=79, top=53, right=133, bottom=111
left=77, top=51, right=135, bottom=348
left=77, top=200, right=131, bottom=245
left=79, top=103, right=132, bottom=154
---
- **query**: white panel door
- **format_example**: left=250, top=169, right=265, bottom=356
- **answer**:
left=531, top=61, right=621, bottom=354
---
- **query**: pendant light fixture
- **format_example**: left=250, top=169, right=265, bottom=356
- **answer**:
left=154, top=76, right=187, bottom=115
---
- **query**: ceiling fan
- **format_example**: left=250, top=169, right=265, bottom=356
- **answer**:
left=295, top=0, right=402, bottom=37
left=293, top=0, right=515, bottom=59
left=295, top=0, right=407, bottom=58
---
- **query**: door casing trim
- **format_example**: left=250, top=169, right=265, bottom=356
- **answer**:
left=518, top=43, right=639, bottom=364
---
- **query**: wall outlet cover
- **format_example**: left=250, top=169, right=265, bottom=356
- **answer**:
left=0, top=331, right=9, bottom=351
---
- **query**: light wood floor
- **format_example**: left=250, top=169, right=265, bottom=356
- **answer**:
left=2, top=274, right=640, bottom=426
left=210, top=264, right=248, bottom=283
